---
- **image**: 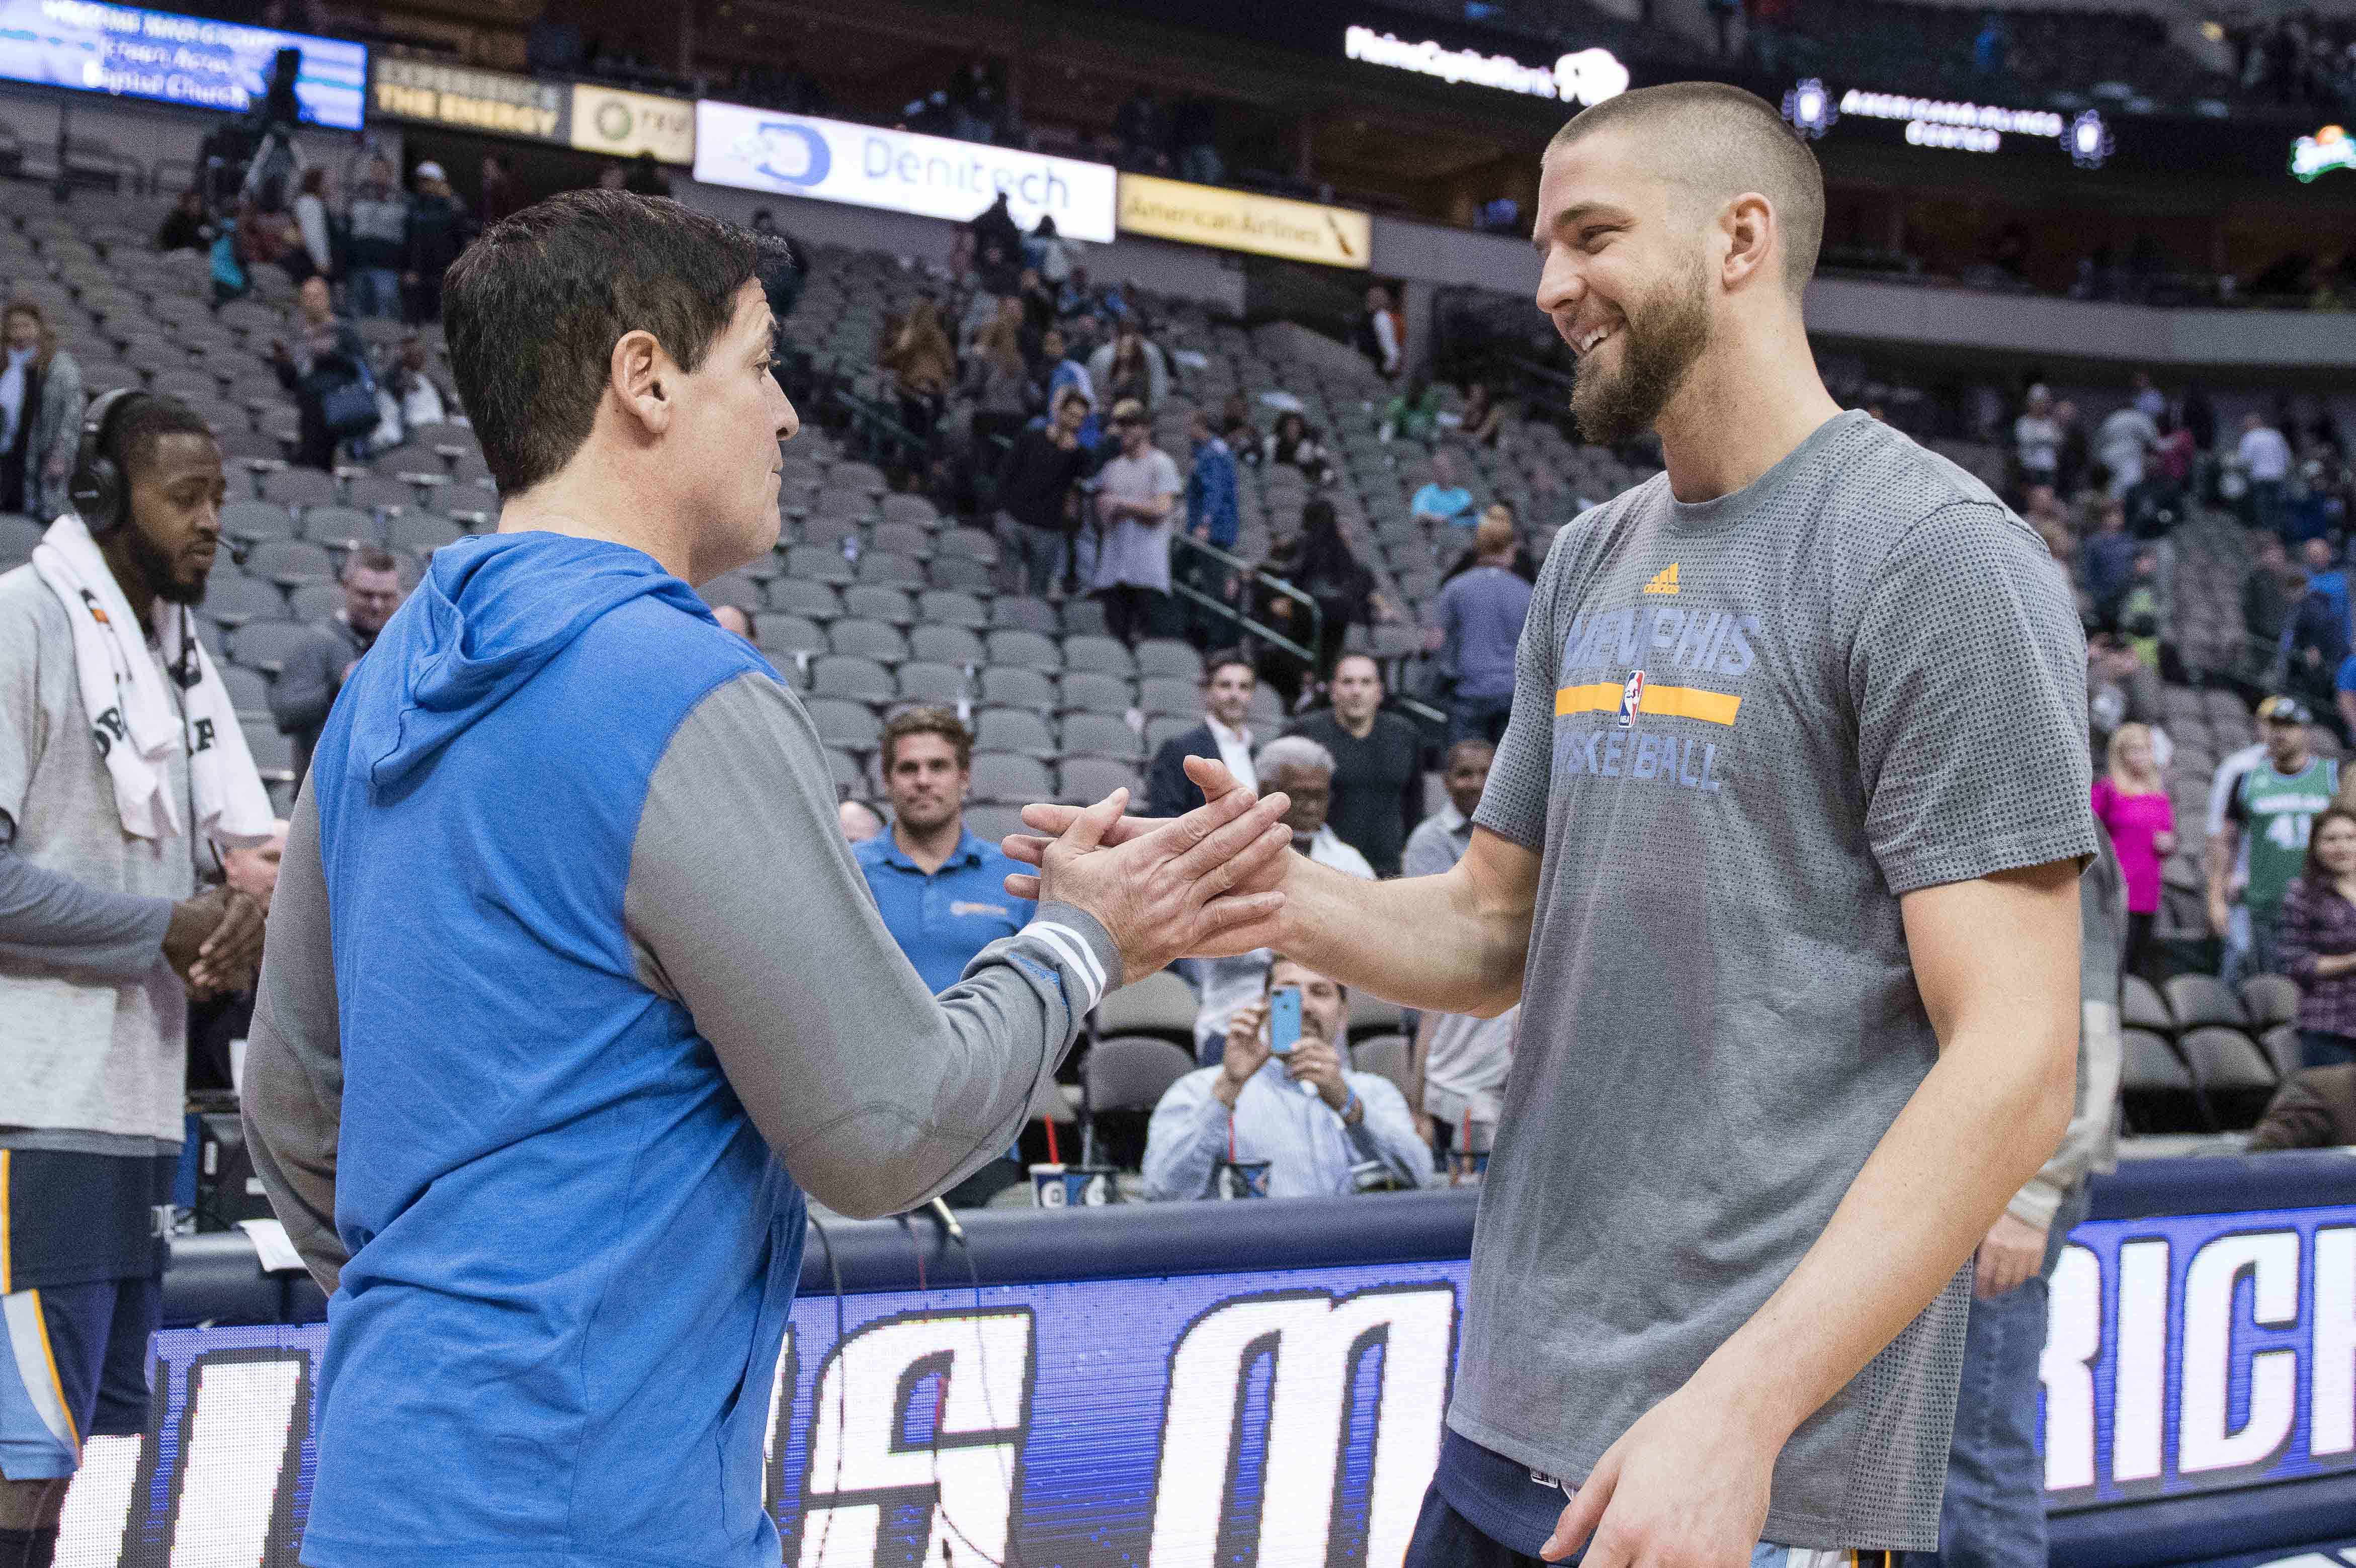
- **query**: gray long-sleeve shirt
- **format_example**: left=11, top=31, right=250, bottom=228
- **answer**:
left=242, top=670, right=1120, bottom=1293
left=268, top=616, right=370, bottom=784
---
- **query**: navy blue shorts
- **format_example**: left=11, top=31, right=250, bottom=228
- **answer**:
left=0, top=1276, right=159, bottom=1479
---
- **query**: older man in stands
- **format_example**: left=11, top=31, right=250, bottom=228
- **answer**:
left=1146, top=650, right=1258, bottom=820
left=1289, top=654, right=1423, bottom=877
left=271, top=547, right=405, bottom=787
left=1402, top=740, right=1519, bottom=1152
left=1435, top=510, right=1534, bottom=746
left=1410, top=450, right=1475, bottom=530
left=1144, top=955, right=1427, bottom=1199
left=1186, top=734, right=1373, bottom=1061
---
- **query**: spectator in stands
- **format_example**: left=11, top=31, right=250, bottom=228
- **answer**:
left=1436, top=510, right=1534, bottom=746
left=711, top=605, right=753, bottom=643
left=1456, top=381, right=1505, bottom=449
left=2280, top=805, right=2356, bottom=1069
left=1386, top=378, right=1445, bottom=445
left=2248, top=1062, right=2356, bottom=1149
left=2129, top=371, right=2164, bottom=422
left=401, top=161, right=472, bottom=326
left=1356, top=284, right=1404, bottom=380
left=2022, top=483, right=2073, bottom=569
left=1114, top=87, right=1169, bottom=172
left=380, top=331, right=449, bottom=440
left=2118, top=547, right=2170, bottom=672
left=1036, top=326, right=1093, bottom=418
left=2287, top=565, right=2352, bottom=724
left=2212, top=696, right=2339, bottom=977
left=1091, top=399, right=1182, bottom=643
left=155, top=188, right=215, bottom=255
left=271, top=276, right=371, bottom=473
left=836, top=799, right=884, bottom=844
left=1028, top=215, right=1081, bottom=286
left=1403, top=740, right=1517, bottom=1152
left=1148, top=650, right=1257, bottom=820
left=853, top=707, right=1035, bottom=1205
left=1251, top=412, right=1322, bottom=488
left=2013, top=384, right=2061, bottom=495
left=2240, top=410, right=2295, bottom=536
left=2079, top=497, right=2136, bottom=623
left=1441, top=501, right=1540, bottom=588
left=1, top=300, right=83, bottom=522
left=883, top=297, right=956, bottom=447
left=1087, top=321, right=1167, bottom=413
left=1181, top=737, right=1376, bottom=1063
left=1289, top=654, right=1422, bottom=878
left=344, top=158, right=409, bottom=322
left=1922, top=824, right=2126, bottom=1565
left=2085, top=633, right=2162, bottom=769
left=293, top=167, right=336, bottom=285
left=2090, top=722, right=2172, bottom=977
left=479, top=153, right=523, bottom=227
left=2246, top=536, right=2300, bottom=676
left=995, top=388, right=1091, bottom=598
left=1410, top=450, right=1475, bottom=529
left=962, top=315, right=1030, bottom=453
left=2096, top=398, right=2160, bottom=501
left=2304, top=537, right=2349, bottom=635
left=2053, top=398, right=2090, bottom=499
left=1256, top=498, right=1389, bottom=708
left=1181, top=410, right=1240, bottom=641
left=0, top=396, right=271, bottom=1563
left=2151, top=414, right=2195, bottom=499
left=1143, top=956, right=1426, bottom=1199
left=272, top=547, right=405, bottom=786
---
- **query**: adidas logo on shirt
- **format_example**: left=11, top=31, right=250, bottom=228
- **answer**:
left=1642, top=563, right=1680, bottom=595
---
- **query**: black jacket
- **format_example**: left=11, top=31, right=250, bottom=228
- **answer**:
left=1146, top=724, right=1223, bottom=820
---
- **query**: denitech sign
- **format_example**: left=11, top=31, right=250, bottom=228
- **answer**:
left=693, top=101, right=1117, bottom=242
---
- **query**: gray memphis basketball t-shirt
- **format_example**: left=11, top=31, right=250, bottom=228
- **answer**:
left=1461, top=409, right=2097, bottom=1550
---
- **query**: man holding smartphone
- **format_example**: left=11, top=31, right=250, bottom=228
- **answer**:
left=1140, top=957, right=1428, bottom=1199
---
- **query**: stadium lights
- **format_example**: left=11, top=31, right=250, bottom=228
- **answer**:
left=2292, top=124, right=2356, bottom=182
left=1341, top=24, right=1628, bottom=108
left=1781, top=80, right=2113, bottom=168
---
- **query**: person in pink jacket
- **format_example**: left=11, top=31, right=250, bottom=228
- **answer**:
left=2091, top=721, right=2174, bottom=976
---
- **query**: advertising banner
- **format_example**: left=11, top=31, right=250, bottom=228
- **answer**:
left=694, top=100, right=1118, bottom=242
left=569, top=82, right=695, bottom=165
left=48, top=1199, right=2356, bottom=1568
left=0, top=0, right=364, bottom=130
left=1117, top=174, right=1372, bottom=269
left=367, top=56, right=564, bottom=143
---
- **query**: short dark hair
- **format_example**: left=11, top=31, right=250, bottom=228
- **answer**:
left=347, top=547, right=400, bottom=578
left=443, top=190, right=785, bottom=496
left=2303, top=805, right=2356, bottom=888
left=1203, top=648, right=1254, bottom=686
left=1444, top=738, right=1496, bottom=770
left=111, top=395, right=216, bottom=482
left=879, top=706, right=973, bottom=772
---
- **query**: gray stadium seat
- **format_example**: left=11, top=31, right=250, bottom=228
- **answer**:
left=1144, top=714, right=1197, bottom=752
left=879, top=492, right=938, bottom=529
left=2122, top=974, right=2172, bottom=1034
left=929, top=557, right=993, bottom=593
left=859, top=552, right=927, bottom=588
left=1138, top=676, right=1199, bottom=717
left=2179, top=1025, right=2278, bottom=1128
left=974, top=708, right=1056, bottom=759
left=810, top=655, right=895, bottom=704
left=918, top=590, right=988, bottom=630
left=987, top=630, right=1061, bottom=672
left=767, top=578, right=840, bottom=620
left=242, top=539, right=336, bottom=587
left=990, top=596, right=1060, bottom=634
left=1061, top=712, right=1143, bottom=760
left=910, top=625, right=985, bottom=665
left=301, top=505, right=379, bottom=547
left=261, top=468, right=339, bottom=508
left=962, top=803, right=1032, bottom=842
left=804, top=697, right=880, bottom=750
left=287, top=582, right=341, bottom=624
left=1057, top=756, right=1136, bottom=804
left=201, top=574, right=287, bottom=628
left=895, top=662, right=968, bottom=705
left=2120, top=1028, right=2199, bottom=1135
left=220, top=501, right=298, bottom=545
left=2239, top=975, right=2300, bottom=1031
left=385, top=513, right=465, bottom=554
left=228, top=620, right=314, bottom=675
left=980, top=666, right=1056, bottom=711
left=0, top=515, right=44, bottom=559
left=2163, top=974, right=2248, bottom=1031
left=828, top=618, right=907, bottom=662
left=970, top=744, right=1055, bottom=796
left=1093, top=971, right=1198, bottom=1047
left=1134, top=639, right=1202, bottom=680
left=701, top=574, right=763, bottom=612
left=240, top=721, right=293, bottom=774
left=785, top=545, right=855, bottom=585
left=842, top=584, right=914, bottom=626
left=756, top=615, right=825, bottom=657
left=2259, top=1022, right=2302, bottom=1081
left=939, top=527, right=999, bottom=565
left=1350, top=1033, right=1414, bottom=1107
left=219, top=665, right=271, bottom=714
left=346, top=474, right=418, bottom=513
left=799, top=513, right=861, bottom=550
left=1085, top=1034, right=1197, bottom=1115
left=824, top=748, right=864, bottom=797
left=1058, top=672, right=1135, bottom=715
left=1062, top=635, right=1137, bottom=678
left=871, top=522, right=933, bottom=559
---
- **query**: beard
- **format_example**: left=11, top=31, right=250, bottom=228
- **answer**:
left=124, top=522, right=210, bottom=606
left=1569, top=256, right=1713, bottom=446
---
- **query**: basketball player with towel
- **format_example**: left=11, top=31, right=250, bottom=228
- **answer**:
left=241, top=192, right=1295, bottom=1568
left=1015, top=83, right=2097, bottom=1565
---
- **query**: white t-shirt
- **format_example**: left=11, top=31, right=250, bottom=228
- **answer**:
left=2013, top=413, right=2061, bottom=476
left=2239, top=425, right=2294, bottom=483
left=2097, top=407, right=2160, bottom=492
left=1092, top=447, right=1183, bottom=593
left=0, top=567, right=195, bottom=1147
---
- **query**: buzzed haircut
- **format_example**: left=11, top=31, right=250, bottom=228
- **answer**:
left=1549, top=81, right=1824, bottom=299
left=445, top=190, right=788, bottom=497
left=110, top=395, right=216, bottom=481
left=879, top=705, right=973, bottom=772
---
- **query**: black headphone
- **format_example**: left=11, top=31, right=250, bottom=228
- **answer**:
left=68, top=386, right=150, bottom=537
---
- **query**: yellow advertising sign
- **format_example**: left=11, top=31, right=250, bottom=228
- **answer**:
left=371, top=57, right=566, bottom=142
left=1116, top=175, right=1371, bottom=269
left=569, top=84, right=697, bottom=165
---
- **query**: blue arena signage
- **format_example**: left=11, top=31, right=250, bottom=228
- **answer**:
left=0, top=0, right=364, bottom=129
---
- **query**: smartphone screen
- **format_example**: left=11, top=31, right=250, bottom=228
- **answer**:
left=1268, top=986, right=1302, bottom=1056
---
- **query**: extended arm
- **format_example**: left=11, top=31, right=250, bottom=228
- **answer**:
left=0, top=821, right=173, bottom=979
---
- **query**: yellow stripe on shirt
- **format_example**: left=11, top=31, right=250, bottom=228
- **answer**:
left=1554, top=682, right=1742, bottom=726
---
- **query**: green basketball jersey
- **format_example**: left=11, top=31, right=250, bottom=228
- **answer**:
left=2237, top=756, right=2340, bottom=911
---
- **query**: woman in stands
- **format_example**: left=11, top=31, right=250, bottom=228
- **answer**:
left=1261, top=411, right=1334, bottom=487
left=1254, top=497, right=1395, bottom=710
left=0, top=299, right=84, bottom=522
left=2089, top=721, right=2173, bottom=979
left=962, top=316, right=1030, bottom=455
left=1457, top=380, right=1505, bottom=449
left=882, top=297, right=956, bottom=446
left=2280, top=805, right=2356, bottom=1068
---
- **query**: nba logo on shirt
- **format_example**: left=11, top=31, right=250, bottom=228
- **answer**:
left=1618, top=670, right=1645, bottom=727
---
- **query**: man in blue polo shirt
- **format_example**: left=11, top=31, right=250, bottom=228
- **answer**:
left=854, top=706, right=1035, bottom=1204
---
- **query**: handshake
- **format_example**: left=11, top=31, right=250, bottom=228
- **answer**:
left=997, top=754, right=1296, bottom=990
left=162, top=883, right=266, bottom=1000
